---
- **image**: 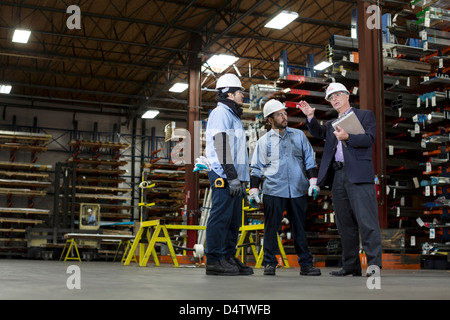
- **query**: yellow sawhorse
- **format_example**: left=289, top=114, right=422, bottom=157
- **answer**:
left=123, top=220, right=206, bottom=267
left=116, top=239, right=137, bottom=263
left=60, top=233, right=136, bottom=262
left=60, top=238, right=82, bottom=262
left=235, top=224, right=290, bottom=268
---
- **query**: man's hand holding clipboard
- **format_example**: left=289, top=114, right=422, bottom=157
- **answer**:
left=332, top=111, right=365, bottom=147
left=333, top=126, right=350, bottom=146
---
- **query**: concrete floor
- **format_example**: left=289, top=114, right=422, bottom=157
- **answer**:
left=1, top=259, right=450, bottom=301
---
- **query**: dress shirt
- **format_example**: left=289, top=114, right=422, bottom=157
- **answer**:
left=307, top=107, right=353, bottom=162
left=333, top=107, right=353, bottom=162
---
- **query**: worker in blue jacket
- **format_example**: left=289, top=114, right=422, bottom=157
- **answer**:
left=298, top=82, right=382, bottom=277
left=204, top=73, right=252, bottom=276
left=249, top=99, right=321, bottom=276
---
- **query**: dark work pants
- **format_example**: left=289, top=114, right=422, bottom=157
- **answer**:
left=205, top=170, right=243, bottom=264
left=262, top=194, right=313, bottom=267
left=331, top=167, right=382, bottom=270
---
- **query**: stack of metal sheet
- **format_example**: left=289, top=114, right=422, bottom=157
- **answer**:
left=422, top=28, right=450, bottom=49
left=416, top=6, right=450, bottom=28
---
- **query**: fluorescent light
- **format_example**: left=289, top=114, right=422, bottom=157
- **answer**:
left=314, top=61, right=333, bottom=71
left=264, top=11, right=298, bottom=29
left=233, top=64, right=242, bottom=77
left=202, top=54, right=239, bottom=74
left=169, top=83, right=188, bottom=93
left=0, top=85, right=12, bottom=94
left=12, top=29, right=31, bottom=44
left=141, top=110, right=159, bottom=119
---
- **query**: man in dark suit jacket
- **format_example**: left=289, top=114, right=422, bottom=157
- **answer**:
left=298, top=82, right=382, bottom=277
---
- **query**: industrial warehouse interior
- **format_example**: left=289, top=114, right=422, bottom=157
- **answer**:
left=0, top=0, right=449, bottom=303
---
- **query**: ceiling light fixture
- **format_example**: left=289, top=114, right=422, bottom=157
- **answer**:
left=313, top=61, right=333, bottom=71
left=169, top=83, right=189, bottom=93
left=0, top=85, right=12, bottom=94
left=264, top=11, right=299, bottom=29
left=202, top=54, right=239, bottom=74
left=12, top=29, right=31, bottom=44
left=141, top=110, right=160, bottom=119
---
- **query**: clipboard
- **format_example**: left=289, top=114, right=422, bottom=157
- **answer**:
left=332, top=111, right=365, bottom=135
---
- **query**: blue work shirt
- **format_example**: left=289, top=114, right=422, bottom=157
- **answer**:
left=250, top=127, right=317, bottom=198
left=205, top=102, right=250, bottom=182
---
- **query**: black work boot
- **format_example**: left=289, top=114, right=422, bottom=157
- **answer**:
left=263, top=265, right=276, bottom=275
left=206, top=259, right=239, bottom=276
left=226, top=257, right=254, bottom=275
left=329, top=268, right=362, bottom=276
left=300, top=265, right=321, bottom=276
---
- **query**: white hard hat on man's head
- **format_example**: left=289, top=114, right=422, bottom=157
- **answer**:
left=325, top=82, right=350, bottom=100
left=216, top=73, right=244, bottom=93
left=263, top=99, right=286, bottom=118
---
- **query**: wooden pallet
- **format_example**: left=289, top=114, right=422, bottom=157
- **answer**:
left=0, top=217, right=44, bottom=224
left=0, top=170, right=49, bottom=179
left=69, top=139, right=130, bottom=149
left=67, top=157, right=128, bottom=167
left=0, top=161, right=52, bottom=171
left=0, top=143, right=48, bottom=152
left=0, top=207, right=50, bottom=215
left=0, top=131, right=52, bottom=144
left=0, top=188, right=47, bottom=196
left=75, top=176, right=126, bottom=184
left=0, top=179, right=51, bottom=188
left=69, top=185, right=132, bottom=193
left=74, top=167, right=127, bottom=175
left=70, top=193, right=132, bottom=201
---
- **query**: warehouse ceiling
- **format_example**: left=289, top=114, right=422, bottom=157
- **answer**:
left=0, top=0, right=410, bottom=121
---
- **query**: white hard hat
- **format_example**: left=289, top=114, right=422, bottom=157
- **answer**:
left=263, top=99, right=286, bottom=118
left=325, top=82, right=349, bottom=100
left=216, top=73, right=244, bottom=92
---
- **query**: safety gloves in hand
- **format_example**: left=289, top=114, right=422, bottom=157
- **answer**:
left=248, top=188, right=261, bottom=208
left=228, top=179, right=242, bottom=197
left=308, top=178, right=320, bottom=200
left=193, top=156, right=211, bottom=172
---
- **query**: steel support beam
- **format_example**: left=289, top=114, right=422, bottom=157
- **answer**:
left=357, top=1, right=387, bottom=228
left=185, top=34, right=202, bottom=253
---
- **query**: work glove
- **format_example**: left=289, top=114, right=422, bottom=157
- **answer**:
left=241, top=182, right=247, bottom=198
left=193, top=156, right=211, bottom=172
left=228, top=179, right=242, bottom=197
left=308, top=178, right=320, bottom=200
left=248, top=188, right=261, bottom=208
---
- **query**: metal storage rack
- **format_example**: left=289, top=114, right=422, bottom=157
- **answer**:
left=0, top=130, right=52, bottom=256
left=322, top=3, right=450, bottom=261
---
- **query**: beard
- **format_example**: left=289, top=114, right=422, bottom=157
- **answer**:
left=272, top=119, right=287, bottom=130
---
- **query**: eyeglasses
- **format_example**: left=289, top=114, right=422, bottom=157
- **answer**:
left=326, top=92, right=346, bottom=101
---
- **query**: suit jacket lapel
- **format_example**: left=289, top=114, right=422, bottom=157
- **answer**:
left=328, top=120, right=339, bottom=149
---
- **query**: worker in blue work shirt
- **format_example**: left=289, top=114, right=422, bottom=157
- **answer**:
left=204, top=73, right=253, bottom=276
left=249, top=99, right=321, bottom=276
